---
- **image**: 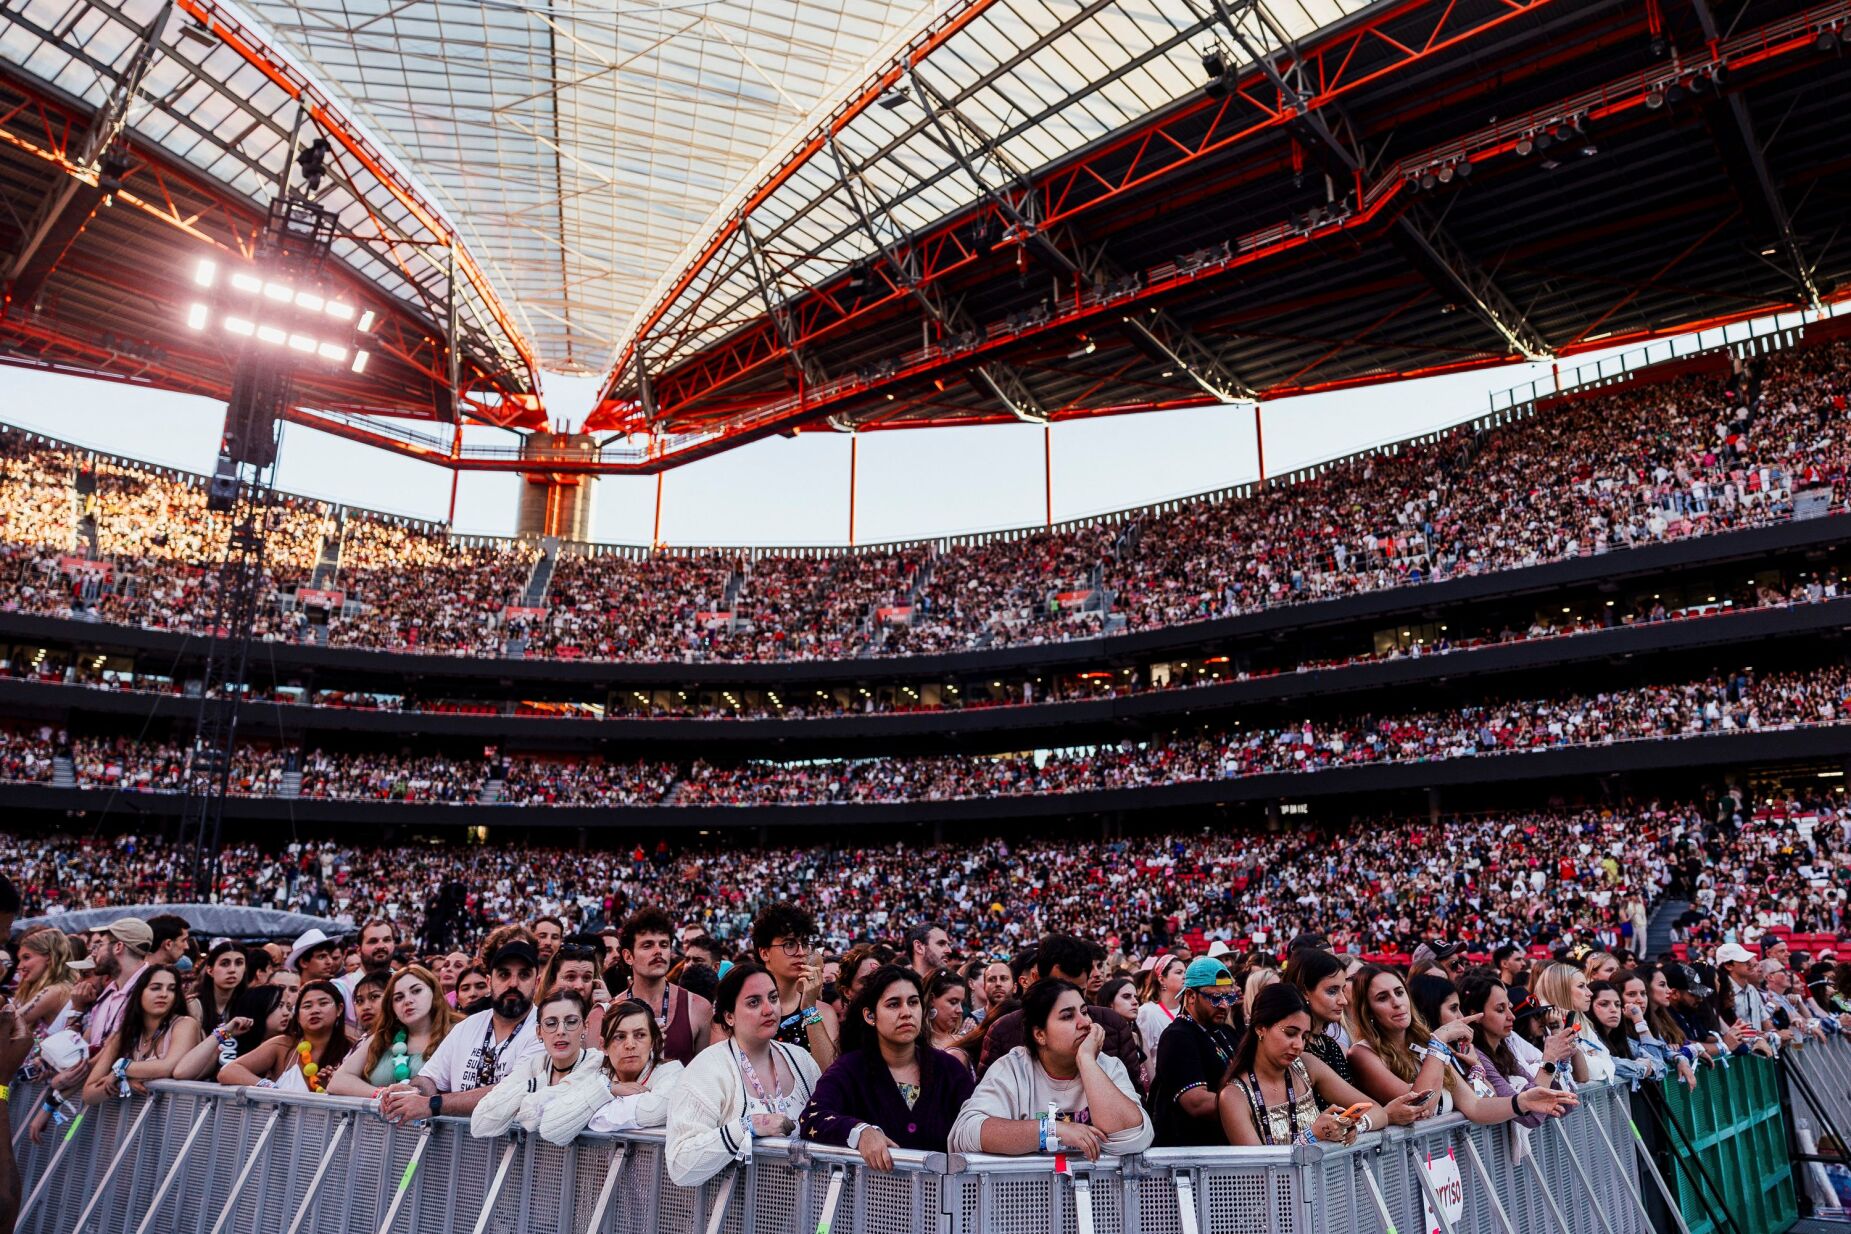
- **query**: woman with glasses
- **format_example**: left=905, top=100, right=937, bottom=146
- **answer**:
left=471, top=989, right=606, bottom=1138
left=540, top=944, right=609, bottom=1041
left=751, top=904, right=838, bottom=1068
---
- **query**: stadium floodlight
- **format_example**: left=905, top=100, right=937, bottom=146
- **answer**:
left=316, top=342, right=348, bottom=362
left=325, top=301, right=354, bottom=321
left=195, top=259, right=217, bottom=288
left=357, top=309, right=376, bottom=333
left=224, top=316, right=255, bottom=337
left=351, top=350, right=369, bottom=374
left=263, top=282, right=293, bottom=303
left=230, top=272, right=263, bottom=293
left=186, top=303, right=209, bottom=330
left=294, top=289, right=324, bottom=312
left=256, top=324, right=287, bottom=345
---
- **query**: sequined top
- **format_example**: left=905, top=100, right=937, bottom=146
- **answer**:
left=1230, top=1059, right=1322, bottom=1146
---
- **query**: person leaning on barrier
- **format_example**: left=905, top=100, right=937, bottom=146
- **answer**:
left=379, top=934, right=545, bottom=1122
left=1626, top=963, right=1701, bottom=1084
left=1526, top=962, right=1596, bottom=1083
left=975, top=935, right=1144, bottom=1093
left=187, top=941, right=248, bottom=1034
left=327, top=965, right=457, bottom=1097
left=471, top=989, right=606, bottom=1141
left=666, top=962, right=821, bottom=1188
left=10, top=928, right=82, bottom=1069
left=1801, top=961, right=1851, bottom=1033
left=799, top=965, right=974, bottom=1171
left=948, top=979, right=1153, bottom=1162
left=218, top=979, right=351, bottom=1092
left=1454, top=977, right=1582, bottom=1127
left=1587, top=979, right=1661, bottom=1084
left=1219, top=984, right=1429, bottom=1148
left=1760, top=959, right=1827, bottom=1043
left=80, top=964, right=200, bottom=1104
left=569, top=997, right=686, bottom=1136
left=1348, top=965, right=1574, bottom=1126
left=1661, top=961, right=1737, bottom=1058
left=171, top=984, right=289, bottom=1084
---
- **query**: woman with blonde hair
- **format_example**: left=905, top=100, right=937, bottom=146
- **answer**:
left=1527, top=962, right=1594, bottom=1083
left=1244, top=968, right=1280, bottom=1025
left=328, top=965, right=458, bottom=1096
left=12, top=929, right=79, bottom=1050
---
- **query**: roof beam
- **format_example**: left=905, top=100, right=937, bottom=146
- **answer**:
left=740, top=219, right=825, bottom=389
left=907, top=65, right=1255, bottom=404
left=1687, top=0, right=1824, bottom=311
left=6, top=0, right=173, bottom=313
left=1210, top=0, right=1553, bottom=361
left=827, top=123, right=1045, bottom=424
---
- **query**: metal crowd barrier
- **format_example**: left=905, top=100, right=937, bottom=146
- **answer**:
left=9, top=1076, right=1656, bottom=1234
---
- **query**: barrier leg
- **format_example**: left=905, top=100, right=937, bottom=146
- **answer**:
left=1173, top=1172, right=1201, bottom=1234
left=1072, top=1172, right=1095, bottom=1234
left=209, top=1106, right=284, bottom=1234
left=1582, top=1091, right=1672, bottom=1234
left=15, top=1108, right=86, bottom=1226
left=1549, top=1117, right=1620, bottom=1234
left=581, top=1145, right=627, bottom=1234
left=282, top=1111, right=351, bottom=1234
left=67, top=1096, right=158, bottom=1234
left=471, top=1138, right=520, bottom=1234
left=1782, top=1049, right=1851, bottom=1158
left=132, top=1103, right=213, bottom=1234
left=377, top=1124, right=434, bottom=1234
left=1354, top=1157, right=1401, bottom=1234
left=1456, top=1136, right=1519, bottom=1234
left=1520, top=1145, right=1579, bottom=1234
left=1643, top=1084, right=1747, bottom=1234
left=704, top=1170, right=737, bottom=1234
left=812, top=1163, right=844, bottom=1234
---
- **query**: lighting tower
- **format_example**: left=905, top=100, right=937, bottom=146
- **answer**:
left=173, top=183, right=372, bottom=899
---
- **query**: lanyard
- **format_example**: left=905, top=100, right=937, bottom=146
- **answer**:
left=1188, top=1018, right=1232, bottom=1072
left=621, top=985, right=672, bottom=1029
left=733, top=1042, right=782, bottom=1108
left=1245, top=1064, right=1300, bottom=1145
left=477, top=1017, right=524, bottom=1086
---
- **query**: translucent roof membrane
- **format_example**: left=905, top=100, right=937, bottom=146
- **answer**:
left=624, top=0, right=1370, bottom=381
left=0, top=0, right=531, bottom=392
left=240, top=0, right=944, bottom=374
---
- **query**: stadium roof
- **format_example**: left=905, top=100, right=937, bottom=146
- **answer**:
left=0, top=0, right=1846, bottom=471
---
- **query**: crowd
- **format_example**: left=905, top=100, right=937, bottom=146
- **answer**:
left=6, top=813, right=1846, bottom=1177
left=4, top=776, right=1843, bottom=960
left=1, top=337, right=1846, bottom=663
left=3, top=657, right=1846, bottom=811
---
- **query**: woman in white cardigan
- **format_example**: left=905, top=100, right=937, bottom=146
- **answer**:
left=538, top=997, right=687, bottom=1141
left=666, top=964, right=821, bottom=1187
left=471, top=990, right=606, bottom=1139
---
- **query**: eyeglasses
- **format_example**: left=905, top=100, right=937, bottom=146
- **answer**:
left=541, top=1015, right=584, bottom=1032
left=1201, top=991, right=1241, bottom=1006
left=771, top=938, right=814, bottom=957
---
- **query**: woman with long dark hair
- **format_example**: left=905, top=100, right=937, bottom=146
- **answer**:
left=1454, top=975, right=1581, bottom=1128
left=175, top=984, right=294, bottom=1081
left=186, top=942, right=249, bottom=1033
left=800, top=965, right=976, bottom=1170
left=923, top=968, right=976, bottom=1071
left=949, top=979, right=1152, bottom=1160
left=81, top=964, right=200, bottom=1103
left=1287, top=949, right=1356, bottom=1087
left=218, top=979, right=353, bottom=1092
left=1218, top=984, right=1426, bottom=1147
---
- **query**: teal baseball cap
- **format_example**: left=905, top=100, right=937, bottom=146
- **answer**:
left=1182, top=958, right=1233, bottom=990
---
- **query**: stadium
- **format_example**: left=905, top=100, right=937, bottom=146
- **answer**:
left=4, top=0, right=1851, bottom=1232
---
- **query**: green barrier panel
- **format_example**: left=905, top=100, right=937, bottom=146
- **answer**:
left=1657, top=1054, right=1798, bottom=1234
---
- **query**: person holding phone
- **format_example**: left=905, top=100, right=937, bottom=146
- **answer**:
left=1457, top=976, right=1583, bottom=1127
left=1528, top=963, right=1594, bottom=1082
left=1219, top=984, right=1429, bottom=1147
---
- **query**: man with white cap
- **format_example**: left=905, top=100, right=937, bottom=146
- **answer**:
left=1715, top=942, right=1776, bottom=1048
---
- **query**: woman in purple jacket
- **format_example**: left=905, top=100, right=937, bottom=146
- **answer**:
left=800, top=965, right=975, bottom=1170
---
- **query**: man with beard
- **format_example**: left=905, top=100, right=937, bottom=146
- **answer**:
left=336, top=918, right=399, bottom=1026
left=613, top=906, right=712, bottom=1064
left=380, top=930, right=543, bottom=1121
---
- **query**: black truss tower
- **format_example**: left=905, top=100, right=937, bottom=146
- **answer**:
left=174, top=196, right=338, bottom=898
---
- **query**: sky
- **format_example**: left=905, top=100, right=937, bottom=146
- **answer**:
left=0, top=316, right=1791, bottom=548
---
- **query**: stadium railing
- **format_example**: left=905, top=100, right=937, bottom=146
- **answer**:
left=7, top=1070, right=1678, bottom=1234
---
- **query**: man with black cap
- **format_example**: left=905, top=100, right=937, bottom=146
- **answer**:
left=1663, top=962, right=1736, bottom=1057
left=1149, top=958, right=1243, bottom=1147
left=380, top=929, right=543, bottom=1121
left=1409, top=939, right=1469, bottom=981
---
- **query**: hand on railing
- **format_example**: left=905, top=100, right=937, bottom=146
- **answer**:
left=1518, top=1086, right=1578, bottom=1119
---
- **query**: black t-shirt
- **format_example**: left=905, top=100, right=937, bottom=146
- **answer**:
left=1150, top=1015, right=1240, bottom=1147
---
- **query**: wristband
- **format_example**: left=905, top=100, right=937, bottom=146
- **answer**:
left=1036, top=1112, right=1050, bottom=1152
left=802, top=1008, right=824, bottom=1028
left=0, top=1083, right=10, bottom=1103
left=1511, top=1094, right=1523, bottom=1118
left=1355, top=1112, right=1373, bottom=1134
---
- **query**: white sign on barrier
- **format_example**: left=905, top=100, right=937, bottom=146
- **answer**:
left=1421, top=1148, right=1466, bottom=1234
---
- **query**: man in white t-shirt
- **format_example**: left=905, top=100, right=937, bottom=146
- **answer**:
left=379, top=936, right=542, bottom=1122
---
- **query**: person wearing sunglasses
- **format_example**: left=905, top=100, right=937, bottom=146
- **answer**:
left=470, top=989, right=605, bottom=1139
left=1148, top=959, right=1244, bottom=1146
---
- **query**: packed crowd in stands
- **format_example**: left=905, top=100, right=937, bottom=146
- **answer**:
left=1, top=337, right=1847, bottom=662
left=3, top=658, right=1845, bottom=808
left=3, top=774, right=1847, bottom=1167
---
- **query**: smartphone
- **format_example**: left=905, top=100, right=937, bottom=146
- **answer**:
left=1408, top=1089, right=1434, bottom=1105
left=1338, top=1102, right=1374, bottom=1121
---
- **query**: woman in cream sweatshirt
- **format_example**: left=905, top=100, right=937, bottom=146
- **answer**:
left=471, top=990, right=606, bottom=1140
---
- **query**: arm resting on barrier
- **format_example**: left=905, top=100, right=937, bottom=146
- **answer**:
left=663, top=1048, right=751, bottom=1188
left=470, top=1056, right=540, bottom=1138
left=125, top=1019, right=200, bottom=1083
left=217, top=1036, right=288, bottom=1089
left=81, top=1038, right=125, bottom=1105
